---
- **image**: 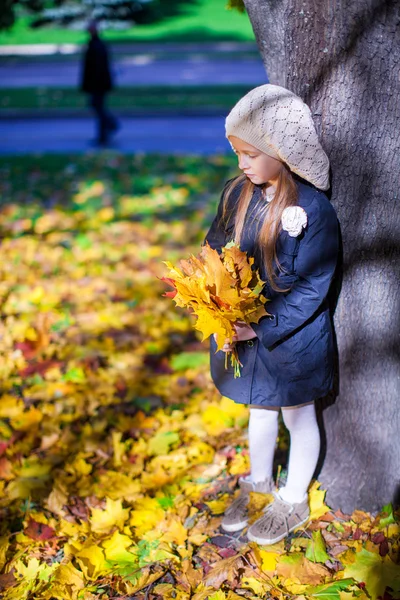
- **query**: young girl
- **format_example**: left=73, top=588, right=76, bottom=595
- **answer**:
left=203, top=84, right=339, bottom=545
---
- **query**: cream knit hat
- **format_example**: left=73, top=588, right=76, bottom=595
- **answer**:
left=225, top=84, right=330, bottom=190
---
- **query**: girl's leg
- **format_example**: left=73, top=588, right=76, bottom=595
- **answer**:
left=221, top=405, right=278, bottom=532
left=279, top=401, right=321, bottom=504
left=248, top=406, right=280, bottom=484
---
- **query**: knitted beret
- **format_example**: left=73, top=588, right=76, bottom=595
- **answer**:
left=225, top=83, right=330, bottom=190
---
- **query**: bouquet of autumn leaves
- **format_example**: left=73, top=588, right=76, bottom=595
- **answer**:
left=160, top=240, right=271, bottom=378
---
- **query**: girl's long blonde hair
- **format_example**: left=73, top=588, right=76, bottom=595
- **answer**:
left=220, top=163, right=299, bottom=293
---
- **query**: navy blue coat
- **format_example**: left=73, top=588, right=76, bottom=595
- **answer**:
left=203, top=177, right=339, bottom=407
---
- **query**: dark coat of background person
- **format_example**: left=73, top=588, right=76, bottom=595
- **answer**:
left=80, top=27, right=118, bottom=144
left=81, top=35, right=113, bottom=94
left=203, top=176, right=340, bottom=409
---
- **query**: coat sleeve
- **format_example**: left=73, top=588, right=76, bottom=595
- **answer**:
left=251, top=196, right=339, bottom=349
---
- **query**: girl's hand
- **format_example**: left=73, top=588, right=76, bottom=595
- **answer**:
left=213, top=321, right=257, bottom=353
left=233, top=320, right=257, bottom=342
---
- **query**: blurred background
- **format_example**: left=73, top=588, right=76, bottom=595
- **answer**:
left=0, top=1, right=274, bottom=454
left=0, top=0, right=269, bottom=153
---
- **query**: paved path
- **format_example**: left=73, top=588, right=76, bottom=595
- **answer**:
left=0, top=115, right=232, bottom=155
left=0, top=55, right=266, bottom=88
left=0, top=41, right=258, bottom=56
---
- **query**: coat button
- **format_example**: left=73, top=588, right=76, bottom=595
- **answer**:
left=247, top=340, right=254, bottom=347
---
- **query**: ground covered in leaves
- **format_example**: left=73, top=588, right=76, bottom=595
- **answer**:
left=0, top=153, right=399, bottom=600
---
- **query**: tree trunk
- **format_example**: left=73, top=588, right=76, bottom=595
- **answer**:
left=243, top=0, right=400, bottom=513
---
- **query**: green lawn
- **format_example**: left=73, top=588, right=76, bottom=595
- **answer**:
left=0, top=0, right=255, bottom=46
left=0, top=85, right=253, bottom=112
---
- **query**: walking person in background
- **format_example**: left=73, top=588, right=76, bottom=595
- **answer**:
left=80, top=19, right=120, bottom=146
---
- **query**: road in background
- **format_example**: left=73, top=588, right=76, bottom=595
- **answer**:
left=0, top=56, right=266, bottom=88
left=0, top=115, right=231, bottom=155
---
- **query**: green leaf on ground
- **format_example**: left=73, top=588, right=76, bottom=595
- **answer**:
left=305, top=530, right=330, bottom=564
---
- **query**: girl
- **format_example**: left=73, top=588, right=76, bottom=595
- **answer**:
left=203, top=84, right=339, bottom=545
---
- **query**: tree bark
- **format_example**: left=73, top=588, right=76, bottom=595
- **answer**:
left=243, top=0, right=400, bottom=513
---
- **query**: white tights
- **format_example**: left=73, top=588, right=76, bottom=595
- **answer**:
left=247, top=402, right=320, bottom=504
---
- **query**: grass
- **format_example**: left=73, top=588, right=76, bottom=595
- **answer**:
left=0, top=153, right=238, bottom=236
left=0, top=85, right=254, bottom=112
left=0, top=0, right=255, bottom=46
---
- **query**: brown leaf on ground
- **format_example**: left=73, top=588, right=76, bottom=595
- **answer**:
left=0, top=571, right=17, bottom=592
left=276, top=553, right=331, bottom=585
left=328, top=544, right=349, bottom=557
left=202, top=554, right=245, bottom=589
left=319, top=512, right=335, bottom=522
left=321, top=530, right=342, bottom=547
left=196, top=542, right=222, bottom=566
left=334, top=509, right=352, bottom=520
left=174, top=557, right=203, bottom=592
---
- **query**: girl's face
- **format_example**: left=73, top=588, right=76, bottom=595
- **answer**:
left=228, top=136, right=283, bottom=186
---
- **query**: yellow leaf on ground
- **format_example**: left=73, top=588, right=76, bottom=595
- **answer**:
left=160, top=516, right=188, bottom=546
left=204, top=496, right=230, bottom=515
left=75, top=545, right=109, bottom=581
left=208, top=591, right=227, bottom=600
left=192, top=585, right=222, bottom=600
left=46, top=486, right=69, bottom=516
left=241, top=575, right=270, bottom=595
left=0, top=537, right=10, bottom=571
left=50, top=561, right=85, bottom=593
left=116, top=564, right=167, bottom=595
left=130, top=509, right=165, bottom=537
left=0, top=395, right=25, bottom=418
left=229, top=452, right=250, bottom=475
left=259, top=549, right=280, bottom=573
left=102, top=530, right=136, bottom=563
left=343, top=548, right=400, bottom=599
left=90, top=497, right=130, bottom=534
left=13, top=556, right=56, bottom=583
left=309, top=480, right=330, bottom=520
left=10, top=406, right=43, bottom=431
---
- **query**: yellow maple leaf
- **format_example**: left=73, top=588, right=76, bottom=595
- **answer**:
left=259, top=548, right=281, bottom=573
left=204, top=495, right=231, bottom=515
left=90, top=497, right=130, bottom=534
left=208, top=591, right=227, bottom=600
left=129, top=497, right=165, bottom=536
left=0, top=537, right=10, bottom=572
left=75, top=545, right=110, bottom=581
left=50, top=561, right=85, bottom=592
left=229, top=452, right=250, bottom=475
left=0, top=394, right=25, bottom=418
left=46, top=486, right=69, bottom=516
left=10, top=405, right=43, bottom=431
left=309, top=480, right=330, bottom=520
left=13, top=556, right=57, bottom=583
left=59, top=518, right=89, bottom=541
left=343, top=547, right=400, bottom=599
left=102, top=530, right=136, bottom=563
left=160, top=516, right=188, bottom=546
left=241, top=576, right=271, bottom=595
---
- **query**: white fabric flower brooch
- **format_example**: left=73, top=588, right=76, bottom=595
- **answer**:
left=281, top=206, right=308, bottom=237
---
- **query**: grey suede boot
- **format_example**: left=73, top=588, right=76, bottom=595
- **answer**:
left=221, top=475, right=275, bottom=533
